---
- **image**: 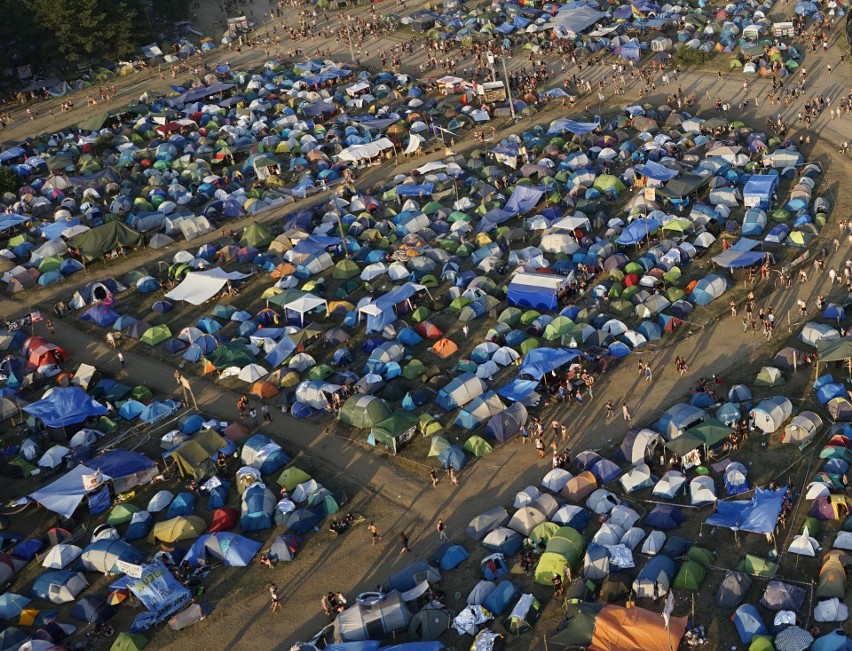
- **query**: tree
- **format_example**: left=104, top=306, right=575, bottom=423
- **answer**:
left=0, top=166, right=20, bottom=196
left=25, top=0, right=145, bottom=66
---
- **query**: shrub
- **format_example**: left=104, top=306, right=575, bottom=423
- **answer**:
left=674, top=47, right=708, bottom=67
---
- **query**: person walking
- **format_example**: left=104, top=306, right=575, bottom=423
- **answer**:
left=368, top=522, right=382, bottom=545
left=561, top=424, right=568, bottom=441
left=622, top=402, right=632, bottom=422
left=249, top=407, right=258, bottom=426
left=448, top=465, right=458, bottom=486
left=46, top=319, right=54, bottom=334
left=117, top=351, right=125, bottom=368
left=262, top=403, right=272, bottom=423
left=605, top=400, right=614, bottom=420
left=644, top=363, right=652, bottom=383
left=399, top=531, right=411, bottom=553
left=437, top=518, right=448, bottom=541
left=430, top=468, right=439, bottom=487
left=269, top=583, right=281, bottom=613
left=535, top=435, right=545, bottom=459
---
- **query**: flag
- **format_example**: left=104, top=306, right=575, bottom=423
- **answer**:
left=662, top=591, right=674, bottom=628
left=598, top=92, right=606, bottom=102
left=29, top=311, right=43, bottom=323
left=631, top=3, right=646, bottom=18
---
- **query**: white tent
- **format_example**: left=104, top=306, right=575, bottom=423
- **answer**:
left=689, top=476, right=717, bottom=505
left=641, top=530, right=666, bottom=555
left=783, top=411, right=822, bottom=446
left=551, top=504, right=585, bottom=526
left=788, top=531, right=820, bottom=556
left=166, top=268, right=250, bottom=305
left=833, top=532, right=852, bottom=551
left=586, top=488, right=621, bottom=514
left=751, top=396, right=794, bottom=433
left=38, top=445, right=70, bottom=469
left=620, top=527, right=646, bottom=550
left=608, top=505, right=641, bottom=531
left=541, top=468, right=572, bottom=493
left=592, top=523, right=625, bottom=546
left=619, top=464, right=654, bottom=493
left=513, top=486, right=541, bottom=510
left=814, top=598, right=848, bottom=622
left=42, top=544, right=82, bottom=569
left=337, top=137, right=394, bottom=163
left=653, top=471, right=686, bottom=499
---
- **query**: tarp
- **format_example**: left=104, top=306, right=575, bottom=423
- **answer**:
left=29, top=464, right=109, bottom=518
left=705, top=487, right=786, bottom=533
left=507, top=273, right=564, bottom=311
left=553, top=5, right=608, bottom=38
left=166, top=268, right=250, bottom=305
left=24, top=387, right=107, bottom=428
left=337, top=138, right=394, bottom=163
left=505, top=186, right=545, bottom=214
left=128, top=562, right=192, bottom=631
left=519, top=348, right=584, bottom=380
left=548, top=118, right=601, bottom=136
left=68, top=221, right=143, bottom=262
left=635, top=161, right=678, bottom=182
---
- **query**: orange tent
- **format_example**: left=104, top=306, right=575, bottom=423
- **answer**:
left=562, top=471, right=598, bottom=503
left=270, top=262, right=297, bottom=278
left=223, top=422, right=249, bottom=441
left=250, top=381, right=279, bottom=398
left=431, top=338, right=458, bottom=359
left=590, top=605, right=687, bottom=651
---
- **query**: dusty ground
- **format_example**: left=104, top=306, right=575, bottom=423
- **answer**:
left=2, top=2, right=852, bottom=650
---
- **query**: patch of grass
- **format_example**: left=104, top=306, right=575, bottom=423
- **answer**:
left=674, top=47, right=709, bottom=68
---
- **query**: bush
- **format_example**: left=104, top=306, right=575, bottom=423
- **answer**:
left=674, top=47, right=708, bottom=67
left=0, top=165, right=19, bottom=196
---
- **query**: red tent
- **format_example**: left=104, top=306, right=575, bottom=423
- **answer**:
left=209, top=508, right=239, bottom=533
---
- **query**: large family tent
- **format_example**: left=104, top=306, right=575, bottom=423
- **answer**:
left=334, top=591, right=412, bottom=642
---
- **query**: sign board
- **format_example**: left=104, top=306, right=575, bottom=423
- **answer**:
left=480, top=81, right=506, bottom=103
left=129, top=562, right=192, bottom=628
left=644, top=187, right=656, bottom=201
left=393, top=426, right=418, bottom=454
left=773, top=21, right=794, bottom=37
left=117, top=560, right=144, bottom=578
left=4, top=312, right=42, bottom=331
left=81, top=470, right=104, bottom=491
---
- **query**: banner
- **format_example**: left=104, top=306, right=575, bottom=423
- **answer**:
left=129, top=563, right=191, bottom=629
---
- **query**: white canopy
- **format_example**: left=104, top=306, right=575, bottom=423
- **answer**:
left=337, top=137, right=394, bottom=163
left=166, top=268, right=249, bottom=305
left=284, top=293, right=328, bottom=325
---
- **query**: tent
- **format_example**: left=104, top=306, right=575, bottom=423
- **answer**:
left=81, top=539, right=145, bottom=574
left=31, top=570, right=88, bottom=603
left=507, top=273, right=564, bottom=310
left=166, top=268, right=250, bottom=306
left=339, top=394, right=393, bottom=429
left=334, top=591, right=412, bottom=642
left=68, top=221, right=143, bottom=262
left=24, top=387, right=108, bottom=428
left=184, top=533, right=262, bottom=567
left=149, top=516, right=207, bottom=544
left=633, top=555, right=676, bottom=598
left=168, top=429, right=228, bottom=480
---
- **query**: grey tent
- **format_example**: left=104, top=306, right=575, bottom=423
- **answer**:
left=334, top=591, right=412, bottom=642
left=408, top=605, right=452, bottom=640
left=760, top=581, right=805, bottom=612
left=466, top=506, right=509, bottom=541
left=484, top=403, right=528, bottom=442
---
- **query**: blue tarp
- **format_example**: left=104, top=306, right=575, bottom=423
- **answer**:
left=519, top=348, right=585, bottom=380
left=88, top=450, right=156, bottom=481
left=395, top=183, right=434, bottom=197
left=743, top=175, right=778, bottom=209
left=497, top=379, right=540, bottom=402
left=553, top=4, right=609, bottom=37
left=705, top=487, right=786, bottom=534
left=635, top=161, right=678, bottom=182
left=504, top=185, right=544, bottom=214
left=24, top=387, right=108, bottom=428
left=616, top=217, right=661, bottom=245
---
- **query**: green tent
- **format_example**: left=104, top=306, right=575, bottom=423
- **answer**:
left=498, top=307, right=522, bottom=326
left=749, top=636, right=775, bottom=651
left=106, top=503, right=140, bottom=526
left=111, top=632, right=148, bottom=651
left=506, top=595, right=541, bottom=634
left=657, top=173, right=711, bottom=200
left=370, top=412, right=420, bottom=453
left=529, top=521, right=559, bottom=545
left=688, top=418, right=733, bottom=447
left=205, top=342, right=255, bottom=369
left=418, top=414, right=443, bottom=437
left=333, top=259, right=360, bottom=279
left=550, top=603, right=602, bottom=648
left=167, top=429, right=227, bottom=480
left=449, top=296, right=471, bottom=312
left=463, top=435, right=493, bottom=457
left=429, top=435, right=451, bottom=457
left=535, top=552, right=567, bottom=585
left=686, top=546, right=716, bottom=567
left=545, top=527, right=587, bottom=566
left=68, top=221, right=143, bottom=262
left=338, top=394, right=392, bottom=430
left=240, top=222, right=273, bottom=248
left=130, top=386, right=154, bottom=402
left=543, top=316, right=574, bottom=340
left=593, top=174, right=626, bottom=194
left=673, top=560, right=706, bottom=590
left=736, top=554, right=779, bottom=577
left=140, top=325, right=171, bottom=346
left=411, top=306, right=431, bottom=323
left=277, top=467, right=311, bottom=491
left=402, top=359, right=426, bottom=380
left=519, top=310, right=541, bottom=326
left=801, top=517, right=821, bottom=537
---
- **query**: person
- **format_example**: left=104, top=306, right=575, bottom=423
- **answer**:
left=259, top=552, right=274, bottom=568
left=332, top=592, right=347, bottom=613
left=430, top=468, right=439, bottom=488
left=462, top=324, right=469, bottom=338
left=535, top=435, right=545, bottom=459
left=399, top=531, right=411, bottom=553
left=262, top=403, right=272, bottom=423
left=437, top=518, right=448, bottom=541
left=368, top=522, right=382, bottom=545
left=605, top=400, right=614, bottom=420
left=249, top=407, right=258, bottom=426
left=644, top=363, right=652, bottom=383
left=622, top=403, right=631, bottom=422
left=117, top=351, right=125, bottom=368
left=552, top=573, right=564, bottom=597
left=280, top=485, right=289, bottom=499
left=322, top=592, right=334, bottom=618
left=561, top=424, right=568, bottom=441
left=46, top=319, right=54, bottom=334
left=448, top=465, right=458, bottom=485
left=217, top=452, right=228, bottom=471
left=269, top=583, right=281, bottom=612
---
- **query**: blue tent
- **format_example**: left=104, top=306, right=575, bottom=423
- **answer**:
left=483, top=580, right=519, bottom=616
left=24, top=387, right=108, bottom=428
left=241, top=433, right=289, bottom=475
left=81, top=304, right=120, bottom=327
left=437, top=445, right=467, bottom=471
left=167, top=492, right=196, bottom=518
left=742, top=175, right=778, bottom=209
left=118, top=400, right=146, bottom=420
left=0, top=593, right=30, bottom=619
left=387, top=560, right=441, bottom=592
left=207, top=480, right=230, bottom=510
left=616, top=217, right=660, bottom=245
left=439, top=545, right=469, bottom=570
left=706, top=488, right=786, bottom=534
left=286, top=508, right=324, bottom=534
left=481, top=554, right=509, bottom=580
left=184, top=533, right=262, bottom=567
left=125, top=511, right=153, bottom=541
left=0, top=627, right=28, bottom=651
left=519, top=348, right=585, bottom=380
left=10, top=539, right=44, bottom=561
left=644, top=505, right=685, bottom=530
left=733, top=604, right=767, bottom=643
left=240, top=483, right=275, bottom=533
left=71, top=595, right=115, bottom=624
left=141, top=400, right=180, bottom=423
